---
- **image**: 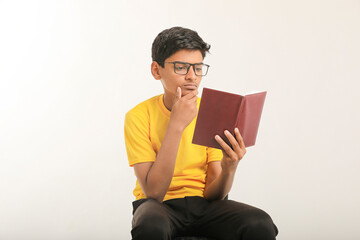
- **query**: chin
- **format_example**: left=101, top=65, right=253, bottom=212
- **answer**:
left=183, top=88, right=197, bottom=94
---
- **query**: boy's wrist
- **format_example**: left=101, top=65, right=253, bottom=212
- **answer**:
left=220, top=165, right=237, bottom=176
left=168, top=119, right=185, bottom=133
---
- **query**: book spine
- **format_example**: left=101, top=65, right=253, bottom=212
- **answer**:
left=235, top=96, right=246, bottom=139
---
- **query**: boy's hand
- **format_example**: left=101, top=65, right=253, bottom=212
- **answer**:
left=215, top=128, right=247, bottom=174
left=170, top=87, right=198, bottom=131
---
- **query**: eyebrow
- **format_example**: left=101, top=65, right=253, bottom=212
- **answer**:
left=172, top=61, right=204, bottom=64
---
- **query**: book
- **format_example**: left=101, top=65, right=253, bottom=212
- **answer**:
left=192, top=87, right=267, bottom=149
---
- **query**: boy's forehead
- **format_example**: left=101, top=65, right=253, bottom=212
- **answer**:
left=166, top=49, right=204, bottom=63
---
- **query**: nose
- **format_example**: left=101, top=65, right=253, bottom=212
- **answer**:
left=185, top=65, right=197, bottom=81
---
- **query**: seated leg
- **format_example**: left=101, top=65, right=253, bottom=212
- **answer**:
left=195, top=200, right=278, bottom=240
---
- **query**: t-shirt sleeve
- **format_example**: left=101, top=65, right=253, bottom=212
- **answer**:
left=206, top=147, right=223, bottom=163
left=124, top=111, right=156, bottom=167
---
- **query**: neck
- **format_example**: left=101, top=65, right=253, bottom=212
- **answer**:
left=163, top=93, right=174, bottom=111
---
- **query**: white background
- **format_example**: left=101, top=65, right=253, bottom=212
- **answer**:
left=1, top=0, right=359, bottom=239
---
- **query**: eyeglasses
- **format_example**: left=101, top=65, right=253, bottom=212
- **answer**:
left=160, top=61, right=210, bottom=76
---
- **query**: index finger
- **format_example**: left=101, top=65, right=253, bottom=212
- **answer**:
left=182, top=89, right=198, bottom=100
left=215, top=134, right=236, bottom=157
left=173, top=87, right=182, bottom=102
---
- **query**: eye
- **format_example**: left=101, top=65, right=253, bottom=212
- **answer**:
left=175, top=66, right=186, bottom=70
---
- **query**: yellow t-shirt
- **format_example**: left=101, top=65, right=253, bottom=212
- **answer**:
left=124, top=94, right=223, bottom=201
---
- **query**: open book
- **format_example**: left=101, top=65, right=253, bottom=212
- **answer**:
left=192, top=88, right=267, bottom=149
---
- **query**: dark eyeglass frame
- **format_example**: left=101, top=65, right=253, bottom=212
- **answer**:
left=159, top=61, right=210, bottom=76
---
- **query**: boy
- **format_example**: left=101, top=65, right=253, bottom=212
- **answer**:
left=124, top=27, right=278, bottom=240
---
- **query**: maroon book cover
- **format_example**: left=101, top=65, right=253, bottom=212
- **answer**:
left=192, top=88, right=267, bottom=149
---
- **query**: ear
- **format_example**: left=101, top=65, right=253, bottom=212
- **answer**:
left=151, top=61, right=162, bottom=80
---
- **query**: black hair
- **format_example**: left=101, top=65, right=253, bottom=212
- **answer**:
left=151, top=27, right=211, bottom=67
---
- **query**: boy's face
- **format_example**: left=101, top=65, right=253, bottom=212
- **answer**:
left=153, top=49, right=204, bottom=98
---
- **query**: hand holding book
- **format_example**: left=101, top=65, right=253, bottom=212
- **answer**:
left=214, top=127, right=247, bottom=173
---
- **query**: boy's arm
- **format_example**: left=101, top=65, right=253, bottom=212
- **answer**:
left=203, top=128, right=247, bottom=200
left=134, top=88, right=198, bottom=203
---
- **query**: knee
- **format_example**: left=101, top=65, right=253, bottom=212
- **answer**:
left=131, top=200, right=171, bottom=240
left=241, top=208, right=278, bottom=240
left=132, top=218, right=171, bottom=240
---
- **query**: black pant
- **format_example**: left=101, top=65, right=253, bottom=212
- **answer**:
left=131, top=196, right=278, bottom=240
